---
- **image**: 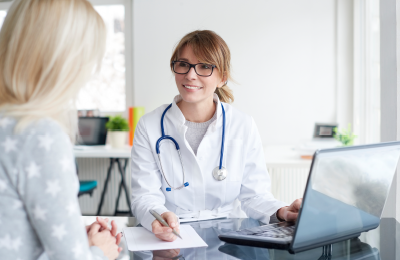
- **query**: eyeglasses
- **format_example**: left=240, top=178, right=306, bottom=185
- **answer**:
left=172, top=61, right=216, bottom=77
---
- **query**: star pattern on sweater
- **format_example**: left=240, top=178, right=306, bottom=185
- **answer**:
left=66, top=201, right=78, bottom=216
left=0, top=117, right=12, bottom=129
left=72, top=242, right=83, bottom=259
left=12, top=200, right=22, bottom=210
left=0, top=234, right=22, bottom=251
left=32, top=205, right=47, bottom=221
left=38, top=133, right=54, bottom=152
left=51, top=224, right=67, bottom=241
left=45, top=180, right=61, bottom=197
left=60, top=156, right=73, bottom=172
left=26, top=161, right=41, bottom=179
left=0, top=179, right=6, bottom=192
left=1, top=137, right=17, bottom=153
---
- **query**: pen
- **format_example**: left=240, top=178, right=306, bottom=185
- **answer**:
left=149, top=209, right=182, bottom=239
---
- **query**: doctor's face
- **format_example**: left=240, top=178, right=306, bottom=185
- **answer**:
left=174, top=45, right=225, bottom=105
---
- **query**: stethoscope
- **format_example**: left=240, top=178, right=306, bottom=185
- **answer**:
left=155, top=103, right=228, bottom=191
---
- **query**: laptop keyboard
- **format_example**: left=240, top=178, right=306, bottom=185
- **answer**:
left=236, top=222, right=295, bottom=239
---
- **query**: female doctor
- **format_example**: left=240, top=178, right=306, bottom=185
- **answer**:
left=131, top=30, right=302, bottom=241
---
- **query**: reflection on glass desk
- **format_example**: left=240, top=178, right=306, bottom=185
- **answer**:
left=129, top=218, right=400, bottom=260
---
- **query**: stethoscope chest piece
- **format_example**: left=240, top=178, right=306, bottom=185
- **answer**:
left=212, top=166, right=228, bottom=181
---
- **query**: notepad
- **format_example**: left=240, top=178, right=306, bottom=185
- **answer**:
left=123, top=225, right=208, bottom=251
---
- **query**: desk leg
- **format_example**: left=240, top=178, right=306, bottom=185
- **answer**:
left=114, top=158, right=132, bottom=216
left=97, top=158, right=115, bottom=216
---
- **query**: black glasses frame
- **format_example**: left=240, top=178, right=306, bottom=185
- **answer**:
left=171, top=61, right=216, bottom=77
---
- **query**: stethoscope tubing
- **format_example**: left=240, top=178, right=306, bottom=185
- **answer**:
left=219, top=103, right=226, bottom=170
left=156, top=102, right=225, bottom=191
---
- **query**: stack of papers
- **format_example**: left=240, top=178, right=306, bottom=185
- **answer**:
left=123, top=225, right=208, bottom=251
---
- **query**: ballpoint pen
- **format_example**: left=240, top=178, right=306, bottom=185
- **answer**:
left=149, top=209, right=182, bottom=239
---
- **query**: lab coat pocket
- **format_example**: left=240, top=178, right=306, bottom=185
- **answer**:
left=225, top=139, right=243, bottom=182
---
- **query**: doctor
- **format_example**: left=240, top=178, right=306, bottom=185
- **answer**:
left=131, top=30, right=302, bottom=242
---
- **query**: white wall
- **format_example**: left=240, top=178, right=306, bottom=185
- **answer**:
left=133, top=0, right=337, bottom=145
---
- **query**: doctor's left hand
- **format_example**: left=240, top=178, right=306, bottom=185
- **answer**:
left=152, top=212, right=180, bottom=242
left=277, top=198, right=303, bottom=222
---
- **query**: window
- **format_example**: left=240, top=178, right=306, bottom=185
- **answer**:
left=76, top=4, right=127, bottom=112
left=0, top=11, right=6, bottom=27
left=0, top=0, right=131, bottom=113
left=353, top=0, right=380, bottom=144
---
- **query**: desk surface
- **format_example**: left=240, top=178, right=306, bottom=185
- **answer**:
left=128, top=217, right=399, bottom=260
left=74, top=145, right=312, bottom=166
left=74, top=145, right=131, bottom=158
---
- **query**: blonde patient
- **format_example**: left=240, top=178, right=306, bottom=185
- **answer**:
left=0, top=0, right=121, bottom=259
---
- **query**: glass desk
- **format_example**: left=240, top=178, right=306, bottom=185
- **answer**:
left=122, top=217, right=399, bottom=260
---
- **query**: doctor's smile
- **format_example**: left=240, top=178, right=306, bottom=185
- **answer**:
left=182, top=85, right=203, bottom=90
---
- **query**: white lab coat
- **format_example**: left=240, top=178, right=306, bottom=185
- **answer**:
left=130, top=94, right=287, bottom=231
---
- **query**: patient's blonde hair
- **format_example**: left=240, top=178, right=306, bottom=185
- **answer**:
left=0, top=0, right=106, bottom=141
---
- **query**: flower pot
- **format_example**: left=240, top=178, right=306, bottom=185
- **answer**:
left=108, top=131, right=127, bottom=149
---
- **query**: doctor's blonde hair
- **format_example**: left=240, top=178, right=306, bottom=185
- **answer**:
left=0, top=0, right=106, bottom=142
left=170, top=30, right=234, bottom=103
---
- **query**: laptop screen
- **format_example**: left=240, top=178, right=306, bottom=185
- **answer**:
left=77, top=117, right=109, bottom=145
left=291, top=142, right=400, bottom=252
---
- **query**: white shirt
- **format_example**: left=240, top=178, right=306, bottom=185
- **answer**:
left=130, top=94, right=288, bottom=231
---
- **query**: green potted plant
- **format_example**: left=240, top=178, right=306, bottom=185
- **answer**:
left=105, top=115, right=130, bottom=148
left=333, top=124, right=357, bottom=146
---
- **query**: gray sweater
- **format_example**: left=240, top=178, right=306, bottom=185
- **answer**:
left=0, top=116, right=107, bottom=260
left=184, top=109, right=217, bottom=155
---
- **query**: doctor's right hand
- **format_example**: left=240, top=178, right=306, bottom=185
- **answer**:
left=151, top=212, right=180, bottom=242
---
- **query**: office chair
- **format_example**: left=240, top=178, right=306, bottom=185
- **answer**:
left=78, top=180, right=98, bottom=197
left=75, top=159, right=98, bottom=197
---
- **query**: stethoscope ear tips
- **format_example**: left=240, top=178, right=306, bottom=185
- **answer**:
left=184, top=182, right=189, bottom=187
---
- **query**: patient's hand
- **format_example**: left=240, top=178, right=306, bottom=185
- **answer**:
left=86, top=217, right=123, bottom=259
left=86, top=217, right=118, bottom=236
left=277, top=198, right=303, bottom=222
left=87, top=222, right=121, bottom=260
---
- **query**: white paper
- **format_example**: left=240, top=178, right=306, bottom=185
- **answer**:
left=123, top=225, right=208, bottom=251
left=179, top=216, right=227, bottom=223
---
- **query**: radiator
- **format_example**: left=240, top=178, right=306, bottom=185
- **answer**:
left=77, top=158, right=131, bottom=216
left=268, top=166, right=310, bottom=204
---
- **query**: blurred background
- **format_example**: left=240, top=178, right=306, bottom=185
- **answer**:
left=0, top=0, right=381, bottom=216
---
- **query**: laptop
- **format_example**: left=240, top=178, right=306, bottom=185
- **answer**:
left=218, top=142, right=400, bottom=254
left=76, top=117, right=109, bottom=146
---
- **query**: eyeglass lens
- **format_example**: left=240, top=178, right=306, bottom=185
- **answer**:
left=173, top=61, right=213, bottom=76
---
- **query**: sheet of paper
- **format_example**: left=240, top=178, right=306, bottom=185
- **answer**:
left=179, top=216, right=227, bottom=223
left=123, top=225, right=208, bottom=251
